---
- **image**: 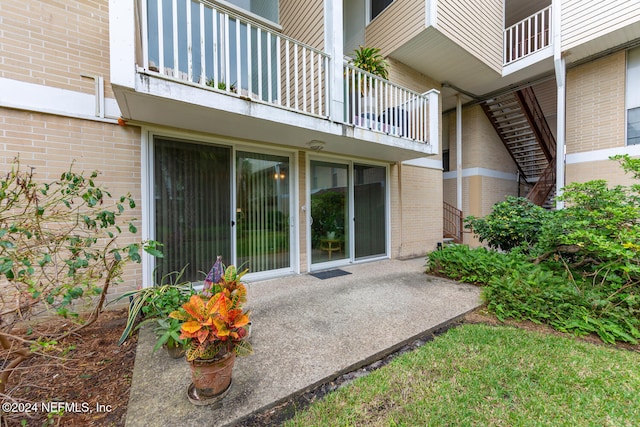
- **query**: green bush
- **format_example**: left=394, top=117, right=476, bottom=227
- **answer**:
left=465, top=196, right=550, bottom=252
left=428, top=155, right=640, bottom=344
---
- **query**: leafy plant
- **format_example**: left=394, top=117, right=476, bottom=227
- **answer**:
left=206, top=78, right=237, bottom=93
left=465, top=196, right=550, bottom=252
left=429, top=156, right=640, bottom=344
left=0, top=158, right=159, bottom=395
left=153, top=317, right=185, bottom=352
left=350, top=46, right=389, bottom=80
left=114, top=266, right=194, bottom=345
left=170, top=263, right=252, bottom=361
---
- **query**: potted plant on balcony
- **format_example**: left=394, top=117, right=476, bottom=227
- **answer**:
left=170, top=260, right=252, bottom=404
left=349, top=46, right=389, bottom=122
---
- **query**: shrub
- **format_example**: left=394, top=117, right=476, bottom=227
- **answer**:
left=0, top=159, right=160, bottom=395
left=465, top=196, right=550, bottom=252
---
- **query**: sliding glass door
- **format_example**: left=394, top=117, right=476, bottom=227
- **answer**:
left=236, top=151, right=291, bottom=273
left=354, top=164, right=386, bottom=259
left=310, top=161, right=350, bottom=265
left=154, top=139, right=231, bottom=283
left=309, top=160, right=387, bottom=268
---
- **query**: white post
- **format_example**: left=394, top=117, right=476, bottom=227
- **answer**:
left=456, top=93, right=463, bottom=211
left=325, top=0, right=344, bottom=122
left=553, top=0, right=565, bottom=209
left=426, top=89, right=440, bottom=154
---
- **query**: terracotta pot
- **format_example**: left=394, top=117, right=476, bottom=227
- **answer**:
left=189, top=352, right=236, bottom=398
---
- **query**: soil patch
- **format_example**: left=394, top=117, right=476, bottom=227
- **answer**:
left=1, top=309, right=137, bottom=427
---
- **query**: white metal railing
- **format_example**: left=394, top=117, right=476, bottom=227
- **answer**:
left=343, top=62, right=431, bottom=143
left=139, top=0, right=330, bottom=117
left=504, top=5, right=552, bottom=65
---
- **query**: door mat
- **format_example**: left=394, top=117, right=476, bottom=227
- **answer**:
left=310, top=269, right=352, bottom=280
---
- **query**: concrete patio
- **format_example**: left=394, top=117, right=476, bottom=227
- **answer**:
left=125, top=258, right=482, bottom=426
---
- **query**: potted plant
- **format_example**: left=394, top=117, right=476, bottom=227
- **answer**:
left=170, top=261, right=252, bottom=404
left=115, top=267, right=194, bottom=358
left=348, top=46, right=389, bottom=119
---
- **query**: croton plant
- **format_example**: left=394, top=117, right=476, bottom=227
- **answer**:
left=170, top=262, right=252, bottom=361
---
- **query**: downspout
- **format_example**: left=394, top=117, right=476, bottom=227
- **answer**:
left=553, top=0, right=566, bottom=209
left=456, top=93, right=463, bottom=211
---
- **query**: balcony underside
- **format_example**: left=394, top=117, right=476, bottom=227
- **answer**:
left=113, top=73, right=436, bottom=162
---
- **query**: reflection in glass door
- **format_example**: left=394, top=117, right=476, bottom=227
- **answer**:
left=236, top=152, right=291, bottom=273
left=310, top=161, right=350, bottom=264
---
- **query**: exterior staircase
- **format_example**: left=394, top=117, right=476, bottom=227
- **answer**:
left=481, top=87, right=556, bottom=207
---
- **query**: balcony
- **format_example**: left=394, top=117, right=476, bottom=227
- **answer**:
left=504, top=5, right=552, bottom=65
left=109, top=0, right=438, bottom=161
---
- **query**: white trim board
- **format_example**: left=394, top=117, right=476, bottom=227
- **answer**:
left=566, top=146, right=640, bottom=164
left=443, top=167, right=518, bottom=181
left=402, top=157, right=443, bottom=170
left=0, top=77, right=120, bottom=123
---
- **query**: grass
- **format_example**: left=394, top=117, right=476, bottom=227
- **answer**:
left=285, top=324, right=640, bottom=427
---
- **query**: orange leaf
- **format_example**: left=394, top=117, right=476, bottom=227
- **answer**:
left=181, top=321, right=202, bottom=334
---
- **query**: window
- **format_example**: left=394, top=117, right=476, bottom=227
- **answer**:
left=370, top=0, right=393, bottom=22
left=627, top=47, right=640, bottom=145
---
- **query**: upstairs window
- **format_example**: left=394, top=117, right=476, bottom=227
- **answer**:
left=627, top=47, right=640, bottom=145
left=370, top=0, right=393, bottom=22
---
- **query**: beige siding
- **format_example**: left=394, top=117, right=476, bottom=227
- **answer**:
left=562, top=0, right=640, bottom=51
left=566, top=51, right=626, bottom=154
left=391, top=164, right=442, bottom=257
left=365, top=0, right=425, bottom=57
left=436, top=0, right=503, bottom=72
left=280, top=0, right=324, bottom=50
left=0, top=107, right=143, bottom=296
left=0, top=0, right=114, bottom=99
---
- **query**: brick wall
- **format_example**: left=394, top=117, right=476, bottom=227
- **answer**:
left=0, top=107, right=143, bottom=297
left=0, top=0, right=113, bottom=98
left=391, top=164, right=442, bottom=258
left=566, top=51, right=626, bottom=154
left=567, top=157, right=638, bottom=187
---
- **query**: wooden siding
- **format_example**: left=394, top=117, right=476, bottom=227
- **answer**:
left=562, top=0, right=640, bottom=51
left=436, top=0, right=503, bottom=72
left=365, top=0, right=425, bottom=57
left=280, top=0, right=324, bottom=51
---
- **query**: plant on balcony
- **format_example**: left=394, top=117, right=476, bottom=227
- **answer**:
left=348, top=46, right=389, bottom=117
left=206, top=78, right=237, bottom=93
left=169, top=259, right=252, bottom=404
left=350, top=45, right=389, bottom=82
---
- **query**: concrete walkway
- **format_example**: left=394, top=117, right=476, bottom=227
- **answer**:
left=125, top=258, right=482, bottom=427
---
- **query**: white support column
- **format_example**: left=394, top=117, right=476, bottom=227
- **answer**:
left=325, top=0, right=344, bottom=122
left=109, top=0, right=136, bottom=89
left=425, top=89, right=440, bottom=154
left=456, top=93, right=463, bottom=211
left=553, top=0, right=565, bottom=209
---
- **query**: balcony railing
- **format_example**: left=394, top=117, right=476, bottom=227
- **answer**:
left=504, top=5, right=552, bottom=65
left=138, top=0, right=329, bottom=118
left=344, top=62, right=432, bottom=143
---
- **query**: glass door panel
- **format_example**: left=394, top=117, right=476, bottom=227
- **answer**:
left=310, top=161, right=349, bottom=264
left=354, top=164, right=386, bottom=259
left=154, top=139, right=231, bottom=283
left=236, top=152, right=291, bottom=273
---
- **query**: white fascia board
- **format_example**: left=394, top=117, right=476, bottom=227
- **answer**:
left=566, top=145, right=640, bottom=164
left=502, top=46, right=553, bottom=76
left=443, top=167, right=518, bottom=181
left=402, top=157, right=443, bottom=170
left=0, top=78, right=120, bottom=123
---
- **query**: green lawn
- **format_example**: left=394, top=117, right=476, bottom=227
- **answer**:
left=285, top=324, right=640, bottom=427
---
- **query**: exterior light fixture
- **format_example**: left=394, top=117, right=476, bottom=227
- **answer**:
left=307, top=140, right=325, bottom=151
